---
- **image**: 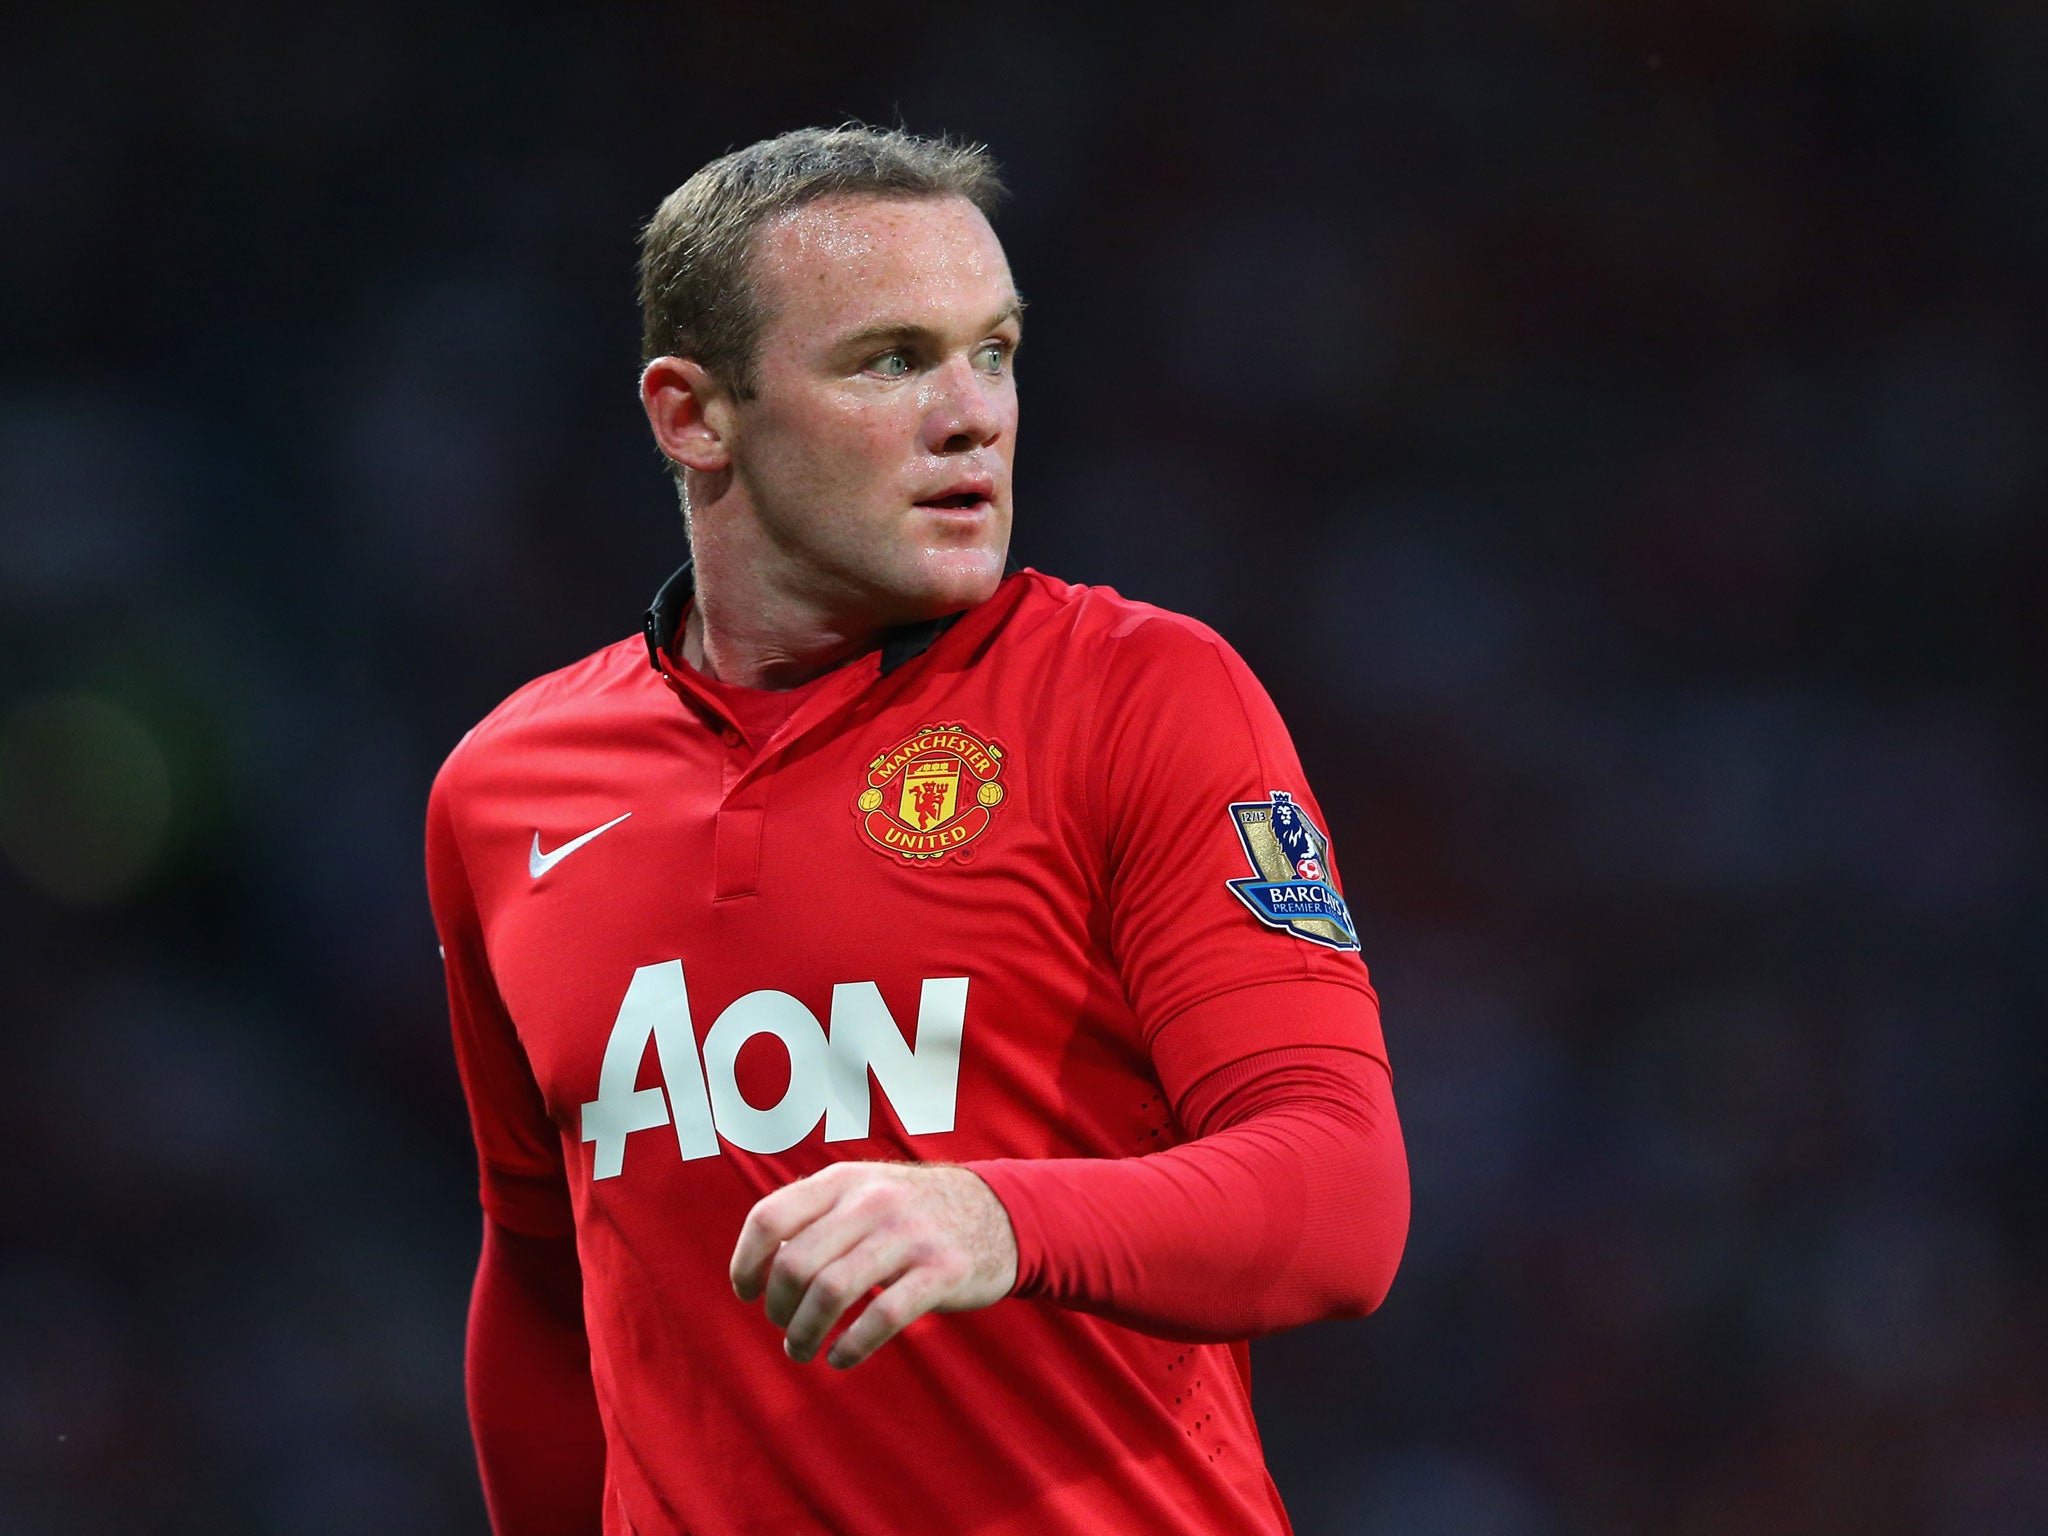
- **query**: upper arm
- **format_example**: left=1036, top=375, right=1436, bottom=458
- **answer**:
left=1092, top=618, right=1385, bottom=1092
left=428, top=763, right=575, bottom=1239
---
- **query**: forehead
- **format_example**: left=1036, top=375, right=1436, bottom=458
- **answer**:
left=748, top=194, right=1015, bottom=345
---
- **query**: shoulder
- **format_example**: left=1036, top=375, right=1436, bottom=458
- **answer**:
left=1000, top=573, right=1297, bottom=771
left=431, top=633, right=653, bottom=804
left=1001, top=568, right=1249, bottom=678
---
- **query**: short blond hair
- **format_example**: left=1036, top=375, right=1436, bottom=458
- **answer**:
left=637, top=125, right=1007, bottom=399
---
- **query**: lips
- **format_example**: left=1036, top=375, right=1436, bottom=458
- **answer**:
left=914, top=476, right=996, bottom=510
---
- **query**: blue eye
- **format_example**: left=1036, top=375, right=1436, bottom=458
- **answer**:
left=872, top=351, right=910, bottom=378
left=975, top=344, right=1005, bottom=373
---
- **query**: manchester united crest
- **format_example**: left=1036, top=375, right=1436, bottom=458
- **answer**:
left=855, top=723, right=1007, bottom=862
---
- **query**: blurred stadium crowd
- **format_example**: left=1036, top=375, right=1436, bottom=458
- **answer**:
left=2, top=1, right=2042, bottom=1532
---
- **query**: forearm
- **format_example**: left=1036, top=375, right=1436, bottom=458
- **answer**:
left=467, top=1217, right=606, bottom=1536
left=967, top=1046, right=1409, bottom=1340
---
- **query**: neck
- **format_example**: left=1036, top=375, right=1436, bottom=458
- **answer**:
left=679, top=596, right=875, bottom=691
left=680, top=475, right=1007, bottom=688
left=681, top=505, right=910, bottom=689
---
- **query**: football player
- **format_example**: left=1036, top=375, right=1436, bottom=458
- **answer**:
left=429, top=124, right=1409, bottom=1535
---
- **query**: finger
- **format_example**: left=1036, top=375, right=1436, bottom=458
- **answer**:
left=762, top=1199, right=877, bottom=1329
left=781, top=1236, right=907, bottom=1364
left=826, top=1266, right=953, bottom=1370
left=730, top=1168, right=854, bottom=1300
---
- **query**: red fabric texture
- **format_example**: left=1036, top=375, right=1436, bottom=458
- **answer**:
left=970, top=1037, right=1408, bottom=1341
left=467, top=1220, right=606, bottom=1536
left=427, top=784, right=576, bottom=1239
left=683, top=654, right=825, bottom=747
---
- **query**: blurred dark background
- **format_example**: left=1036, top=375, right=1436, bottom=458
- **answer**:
left=3, top=1, right=2044, bottom=1531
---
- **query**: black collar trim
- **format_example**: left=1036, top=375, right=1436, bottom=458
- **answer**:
left=642, top=562, right=697, bottom=673
left=643, top=557, right=1014, bottom=680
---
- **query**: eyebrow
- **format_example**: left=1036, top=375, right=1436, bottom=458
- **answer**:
left=833, top=297, right=1026, bottom=357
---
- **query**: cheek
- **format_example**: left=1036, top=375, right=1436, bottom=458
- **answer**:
left=837, top=400, right=916, bottom=476
left=747, top=392, right=922, bottom=506
left=758, top=402, right=881, bottom=482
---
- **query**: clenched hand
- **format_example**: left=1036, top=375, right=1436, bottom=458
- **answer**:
left=730, top=1162, right=1019, bottom=1369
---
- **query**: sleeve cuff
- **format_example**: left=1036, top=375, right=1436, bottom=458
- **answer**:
left=963, top=1159, right=1050, bottom=1299
left=479, top=1165, right=576, bottom=1239
left=1148, top=977, right=1385, bottom=1107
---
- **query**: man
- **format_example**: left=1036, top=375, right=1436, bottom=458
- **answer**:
left=427, top=125, right=1409, bottom=1536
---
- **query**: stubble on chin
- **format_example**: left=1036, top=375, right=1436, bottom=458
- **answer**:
left=880, top=544, right=1005, bottom=623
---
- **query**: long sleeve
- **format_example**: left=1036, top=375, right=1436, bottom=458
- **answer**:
left=968, top=1035, right=1409, bottom=1340
left=963, top=602, right=1410, bottom=1338
left=429, top=761, right=603, bottom=1531
left=468, top=1218, right=607, bottom=1536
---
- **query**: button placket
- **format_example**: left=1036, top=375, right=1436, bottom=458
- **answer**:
left=685, top=650, right=901, bottom=903
left=712, top=717, right=761, bottom=897
left=712, top=780, right=767, bottom=899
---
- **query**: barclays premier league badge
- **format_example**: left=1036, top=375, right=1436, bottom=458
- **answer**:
left=1225, top=790, right=1359, bottom=950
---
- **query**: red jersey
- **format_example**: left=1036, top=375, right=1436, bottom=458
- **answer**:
left=427, top=567, right=1388, bottom=1535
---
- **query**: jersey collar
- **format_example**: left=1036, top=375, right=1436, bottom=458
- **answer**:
left=642, top=557, right=1014, bottom=679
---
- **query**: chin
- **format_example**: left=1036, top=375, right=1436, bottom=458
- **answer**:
left=902, top=544, right=1008, bottom=616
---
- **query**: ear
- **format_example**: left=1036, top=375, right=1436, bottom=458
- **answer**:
left=640, top=357, right=733, bottom=472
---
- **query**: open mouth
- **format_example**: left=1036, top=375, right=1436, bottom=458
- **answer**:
left=917, top=492, right=989, bottom=510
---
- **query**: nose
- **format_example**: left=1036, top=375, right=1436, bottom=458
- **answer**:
left=919, top=355, right=1004, bottom=456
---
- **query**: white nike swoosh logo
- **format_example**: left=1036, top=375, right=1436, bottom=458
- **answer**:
left=529, top=812, right=632, bottom=879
